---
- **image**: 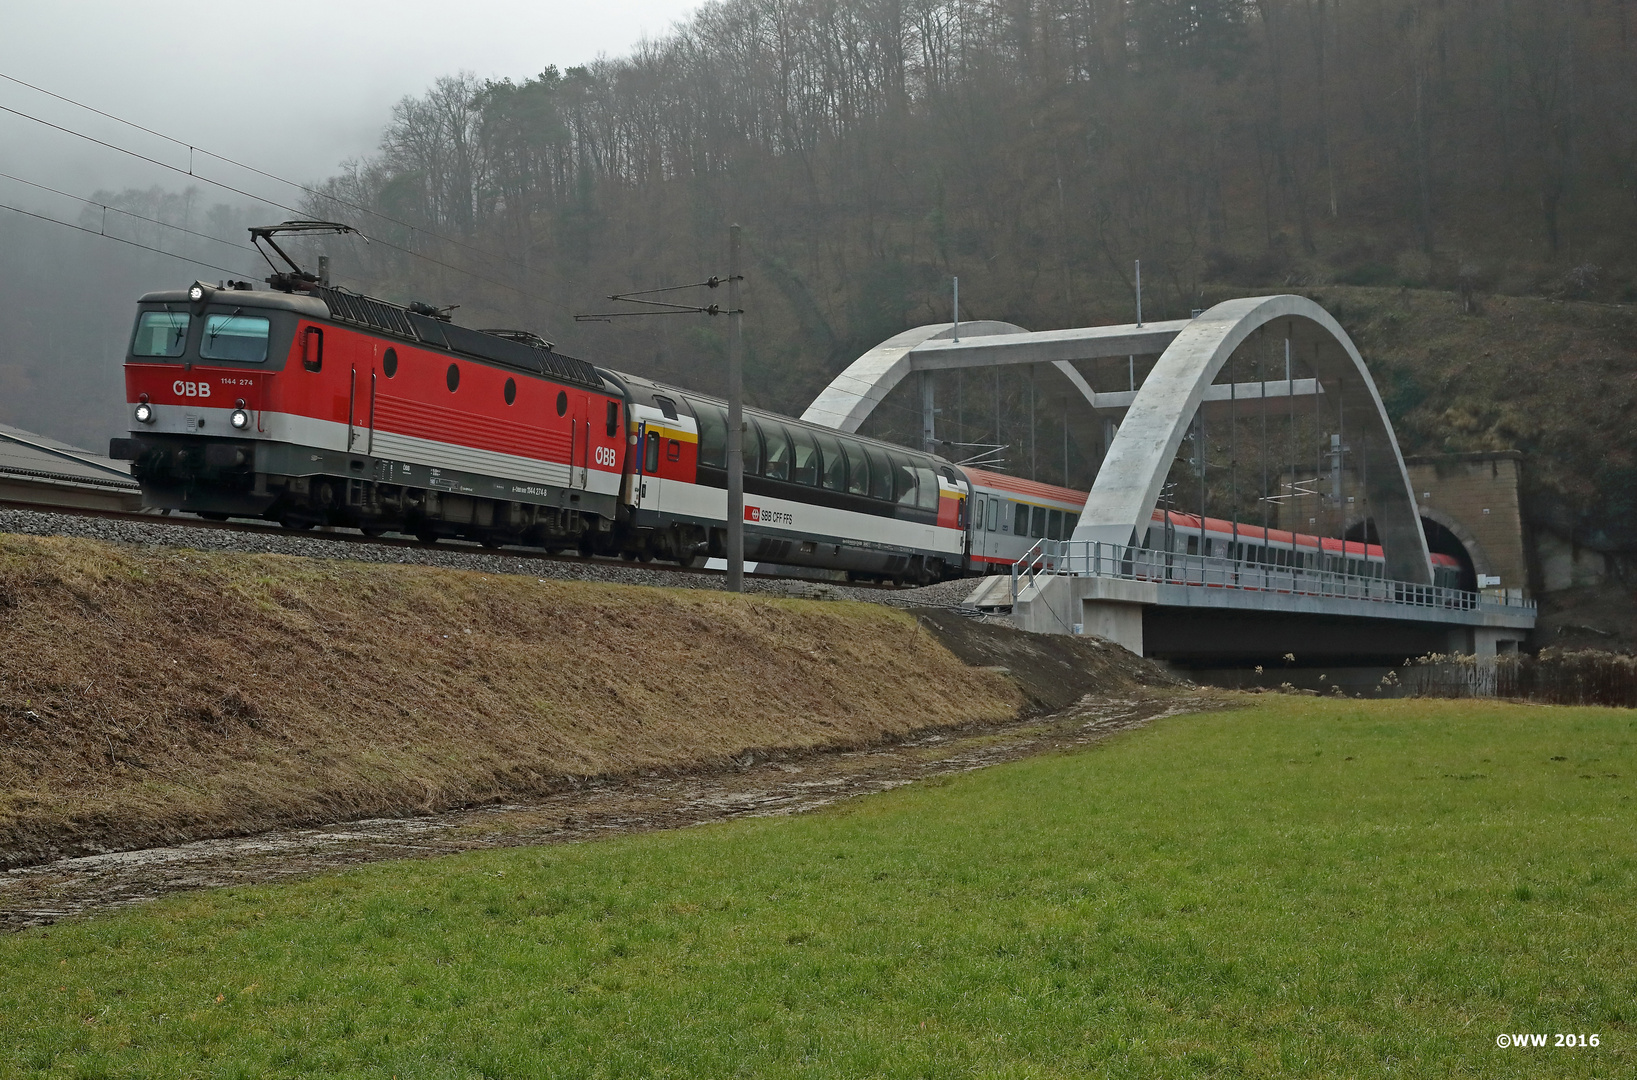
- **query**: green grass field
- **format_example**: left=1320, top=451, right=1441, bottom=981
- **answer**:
left=3, top=696, right=1633, bottom=1078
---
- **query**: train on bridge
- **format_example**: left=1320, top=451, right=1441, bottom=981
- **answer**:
left=110, top=222, right=1462, bottom=589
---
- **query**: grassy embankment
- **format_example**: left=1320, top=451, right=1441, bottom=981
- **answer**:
left=0, top=532, right=1020, bottom=866
left=2, top=695, right=1632, bottom=1077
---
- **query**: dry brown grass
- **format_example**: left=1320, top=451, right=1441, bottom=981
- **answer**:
left=0, top=534, right=1021, bottom=867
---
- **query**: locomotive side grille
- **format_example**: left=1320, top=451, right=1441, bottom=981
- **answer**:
left=317, top=287, right=418, bottom=340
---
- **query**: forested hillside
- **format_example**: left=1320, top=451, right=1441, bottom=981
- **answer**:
left=294, top=0, right=1635, bottom=558
left=310, top=0, right=1635, bottom=355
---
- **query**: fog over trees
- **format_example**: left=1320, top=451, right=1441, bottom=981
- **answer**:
left=298, top=0, right=1635, bottom=445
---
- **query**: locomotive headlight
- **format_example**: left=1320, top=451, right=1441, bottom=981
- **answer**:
left=230, top=408, right=249, bottom=430
left=134, top=402, right=154, bottom=424
left=188, top=282, right=206, bottom=303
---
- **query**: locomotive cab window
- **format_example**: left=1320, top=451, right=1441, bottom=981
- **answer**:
left=200, top=313, right=270, bottom=362
left=132, top=311, right=189, bottom=357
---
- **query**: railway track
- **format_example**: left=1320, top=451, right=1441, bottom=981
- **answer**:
left=0, top=496, right=907, bottom=592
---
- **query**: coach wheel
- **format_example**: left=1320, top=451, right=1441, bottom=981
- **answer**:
left=480, top=534, right=505, bottom=550
left=279, top=515, right=314, bottom=531
left=360, top=525, right=386, bottom=538
left=198, top=512, right=229, bottom=522
left=416, top=529, right=439, bottom=545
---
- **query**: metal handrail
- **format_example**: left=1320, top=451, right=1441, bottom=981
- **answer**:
left=1010, top=537, right=1053, bottom=601
left=1016, top=539, right=1536, bottom=616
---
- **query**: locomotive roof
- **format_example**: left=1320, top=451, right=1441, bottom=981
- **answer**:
left=139, top=288, right=329, bottom=317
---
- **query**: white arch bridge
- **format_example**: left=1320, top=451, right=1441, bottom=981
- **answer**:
left=802, top=295, right=1535, bottom=662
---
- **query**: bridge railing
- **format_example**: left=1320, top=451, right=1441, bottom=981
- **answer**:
left=1010, top=538, right=1537, bottom=617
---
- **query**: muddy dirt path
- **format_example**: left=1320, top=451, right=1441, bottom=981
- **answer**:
left=0, top=692, right=1209, bottom=931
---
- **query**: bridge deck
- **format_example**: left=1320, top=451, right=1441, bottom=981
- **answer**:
left=973, top=541, right=1536, bottom=655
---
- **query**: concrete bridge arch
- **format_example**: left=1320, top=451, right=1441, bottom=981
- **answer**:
left=1072, top=295, right=1433, bottom=584
left=802, top=294, right=1433, bottom=586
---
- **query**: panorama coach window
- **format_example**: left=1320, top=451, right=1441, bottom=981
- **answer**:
left=691, top=400, right=727, bottom=469
left=913, top=463, right=940, bottom=510
left=132, top=311, right=189, bottom=357
left=886, top=452, right=919, bottom=506
left=199, top=313, right=270, bottom=362
left=761, top=422, right=792, bottom=481
left=844, top=438, right=870, bottom=495
left=789, top=426, right=819, bottom=486
left=812, top=430, right=846, bottom=491
left=865, top=446, right=894, bottom=501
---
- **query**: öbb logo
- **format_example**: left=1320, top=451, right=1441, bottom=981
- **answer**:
left=172, top=380, right=211, bottom=398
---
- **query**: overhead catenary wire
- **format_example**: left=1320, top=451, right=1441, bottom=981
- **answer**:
left=0, top=96, right=566, bottom=312
left=0, top=70, right=565, bottom=292
left=0, top=198, right=258, bottom=279
left=0, top=169, right=258, bottom=257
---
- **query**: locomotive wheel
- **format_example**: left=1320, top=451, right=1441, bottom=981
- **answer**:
left=280, top=516, right=314, bottom=531
left=480, top=535, right=505, bottom=550
left=416, top=530, right=439, bottom=545
left=198, top=512, right=229, bottom=522
left=360, top=525, right=386, bottom=538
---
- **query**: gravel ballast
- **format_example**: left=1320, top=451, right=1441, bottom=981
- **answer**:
left=0, top=507, right=989, bottom=608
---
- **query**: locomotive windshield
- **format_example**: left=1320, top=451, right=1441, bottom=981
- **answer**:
left=132, top=311, right=189, bottom=357
left=201, top=313, right=271, bottom=362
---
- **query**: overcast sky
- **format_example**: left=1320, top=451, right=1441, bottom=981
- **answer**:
left=0, top=0, right=703, bottom=214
